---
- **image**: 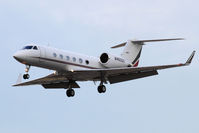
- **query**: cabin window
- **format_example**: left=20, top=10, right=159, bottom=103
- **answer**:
left=53, top=53, right=57, bottom=57
left=85, top=60, right=89, bottom=65
left=59, top=54, right=63, bottom=59
left=33, top=46, right=38, bottom=50
left=66, top=56, right=70, bottom=61
left=72, top=57, right=76, bottom=62
left=79, top=58, right=83, bottom=64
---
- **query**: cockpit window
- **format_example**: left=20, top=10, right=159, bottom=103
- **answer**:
left=22, top=46, right=33, bottom=50
left=33, top=46, right=38, bottom=50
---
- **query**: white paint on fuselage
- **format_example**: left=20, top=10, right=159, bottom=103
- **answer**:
left=14, top=45, right=105, bottom=72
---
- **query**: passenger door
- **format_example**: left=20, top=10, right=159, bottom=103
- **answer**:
left=38, top=46, right=46, bottom=62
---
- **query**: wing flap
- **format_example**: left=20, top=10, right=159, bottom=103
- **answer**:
left=108, top=70, right=158, bottom=84
left=42, top=81, right=80, bottom=89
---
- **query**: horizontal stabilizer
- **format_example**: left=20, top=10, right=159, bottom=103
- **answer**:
left=132, top=38, right=184, bottom=44
left=111, top=38, right=184, bottom=48
left=111, top=42, right=127, bottom=48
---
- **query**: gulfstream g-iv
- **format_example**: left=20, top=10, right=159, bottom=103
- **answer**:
left=13, top=38, right=195, bottom=97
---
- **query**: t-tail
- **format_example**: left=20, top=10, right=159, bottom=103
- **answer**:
left=111, top=38, right=184, bottom=67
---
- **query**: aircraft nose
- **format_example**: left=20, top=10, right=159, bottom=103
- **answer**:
left=13, top=53, right=19, bottom=60
left=13, top=52, right=25, bottom=62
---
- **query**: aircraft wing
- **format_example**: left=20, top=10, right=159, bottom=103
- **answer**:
left=13, top=74, right=80, bottom=89
left=13, top=51, right=195, bottom=87
left=70, top=51, right=195, bottom=84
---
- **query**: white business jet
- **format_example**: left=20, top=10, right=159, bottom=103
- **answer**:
left=13, top=38, right=195, bottom=97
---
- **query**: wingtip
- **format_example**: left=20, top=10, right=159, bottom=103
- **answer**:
left=177, top=38, right=185, bottom=40
left=12, top=84, right=20, bottom=87
left=12, top=73, right=23, bottom=87
left=185, top=50, right=196, bottom=65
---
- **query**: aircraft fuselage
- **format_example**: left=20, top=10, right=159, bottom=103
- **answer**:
left=14, top=45, right=104, bottom=72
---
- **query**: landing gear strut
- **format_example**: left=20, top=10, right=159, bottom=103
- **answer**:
left=23, top=65, right=30, bottom=79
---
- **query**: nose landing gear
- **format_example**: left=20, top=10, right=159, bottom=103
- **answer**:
left=23, top=74, right=30, bottom=79
left=23, top=65, right=30, bottom=79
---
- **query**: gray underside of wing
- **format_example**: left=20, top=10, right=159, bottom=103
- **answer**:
left=108, top=70, right=158, bottom=84
left=42, top=81, right=80, bottom=89
left=13, top=74, right=80, bottom=89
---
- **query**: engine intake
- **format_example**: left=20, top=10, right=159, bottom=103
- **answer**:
left=99, top=53, right=131, bottom=68
left=100, top=53, right=109, bottom=63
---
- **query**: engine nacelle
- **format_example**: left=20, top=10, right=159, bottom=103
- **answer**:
left=99, top=53, right=131, bottom=68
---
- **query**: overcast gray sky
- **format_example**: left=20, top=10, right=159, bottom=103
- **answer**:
left=0, top=0, right=198, bottom=133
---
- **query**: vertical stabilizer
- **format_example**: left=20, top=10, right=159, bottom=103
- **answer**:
left=121, top=40, right=142, bottom=67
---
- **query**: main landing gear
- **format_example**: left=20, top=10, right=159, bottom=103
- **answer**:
left=66, top=83, right=75, bottom=97
left=97, top=81, right=106, bottom=93
left=66, top=86, right=106, bottom=98
left=65, top=81, right=107, bottom=98
left=23, top=65, right=30, bottom=79
left=98, top=85, right=106, bottom=93
left=66, top=89, right=75, bottom=97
